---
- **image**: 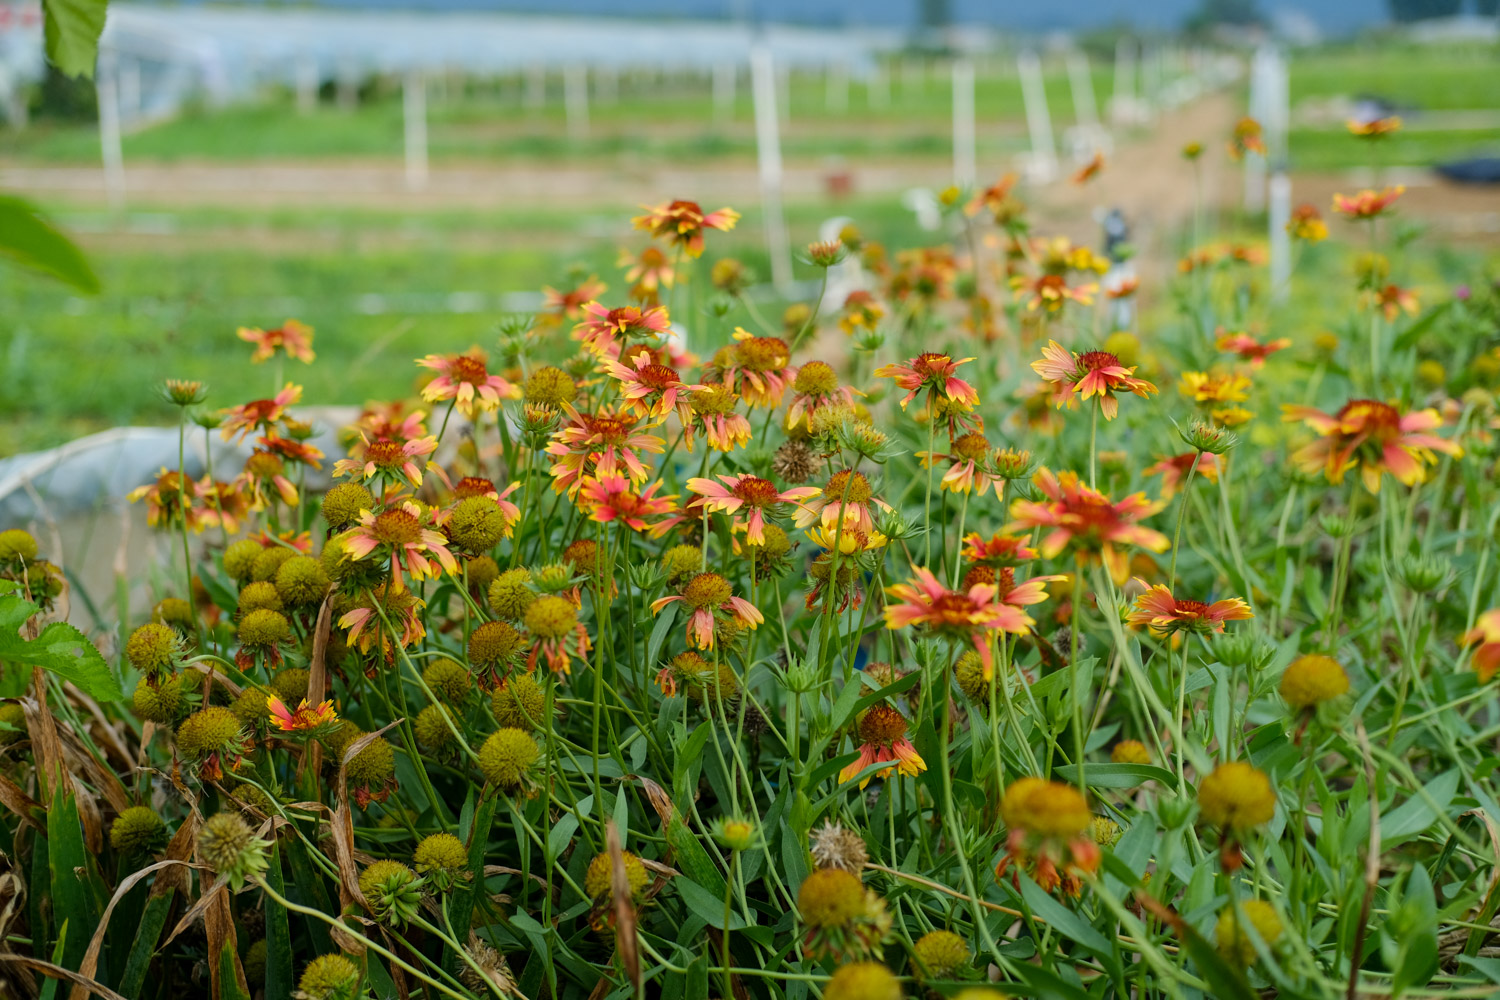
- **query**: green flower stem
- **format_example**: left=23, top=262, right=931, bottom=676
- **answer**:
left=254, top=878, right=473, bottom=1000
left=1069, top=563, right=1086, bottom=790
left=1166, top=450, right=1202, bottom=588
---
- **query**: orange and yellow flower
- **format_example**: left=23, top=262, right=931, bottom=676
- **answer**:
left=839, top=704, right=926, bottom=788
left=238, top=319, right=315, bottom=364
left=1032, top=341, right=1157, bottom=421
left=542, top=275, right=607, bottom=321
left=221, top=383, right=301, bottom=442
left=874, top=352, right=979, bottom=413
left=884, top=566, right=1034, bottom=678
left=1282, top=399, right=1461, bottom=492
left=342, top=500, right=459, bottom=591
left=603, top=348, right=702, bottom=425
left=632, top=199, right=740, bottom=258
left=1006, top=468, right=1169, bottom=585
left=1368, top=284, right=1419, bottom=321
left=685, top=383, right=752, bottom=453
left=1463, top=610, right=1500, bottom=683
left=1012, top=273, right=1097, bottom=313
left=267, top=695, right=339, bottom=733
left=418, top=351, right=521, bottom=418
left=1347, top=116, right=1401, bottom=138
left=578, top=475, right=679, bottom=536
left=545, top=406, right=664, bottom=497
left=792, top=470, right=891, bottom=537
left=333, top=434, right=441, bottom=490
left=574, top=302, right=672, bottom=359
left=1227, top=117, right=1265, bottom=160
left=1144, top=452, right=1220, bottom=498
left=1127, top=585, right=1253, bottom=635
left=687, top=474, right=820, bottom=546
left=651, top=572, right=763, bottom=651
left=1287, top=203, right=1329, bottom=242
left=1333, top=186, right=1405, bottom=220
left=1215, top=330, right=1291, bottom=367
left=1072, top=151, right=1105, bottom=184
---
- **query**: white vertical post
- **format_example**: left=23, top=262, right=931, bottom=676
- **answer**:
left=296, top=54, right=318, bottom=114
left=713, top=60, right=735, bottom=124
left=1017, top=51, right=1057, bottom=183
left=750, top=45, right=792, bottom=293
left=403, top=68, right=428, bottom=191
left=119, top=57, right=140, bottom=125
left=1245, top=46, right=1274, bottom=213
left=96, top=50, right=125, bottom=211
left=1111, top=37, right=1135, bottom=127
left=1066, top=49, right=1100, bottom=133
left=826, top=60, right=848, bottom=114
left=951, top=58, right=976, bottom=189
left=564, top=64, right=589, bottom=140
left=525, top=62, right=545, bottom=110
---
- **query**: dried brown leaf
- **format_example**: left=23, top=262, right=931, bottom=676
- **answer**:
left=0, top=953, right=128, bottom=1000
left=69, top=859, right=208, bottom=1000
left=606, top=820, right=640, bottom=992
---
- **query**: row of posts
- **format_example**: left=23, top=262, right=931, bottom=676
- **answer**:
left=92, top=41, right=1264, bottom=294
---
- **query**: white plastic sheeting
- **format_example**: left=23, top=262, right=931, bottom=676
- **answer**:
left=98, top=3, right=889, bottom=122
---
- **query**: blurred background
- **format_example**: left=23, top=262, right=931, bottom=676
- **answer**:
left=0, top=0, right=1497, bottom=458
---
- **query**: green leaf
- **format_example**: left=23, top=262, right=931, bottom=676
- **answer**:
left=117, top=892, right=173, bottom=998
left=1018, top=872, right=1110, bottom=958
left=263, top=839, right=295, bottom=998
left=665, top=814, right=725, bottom=897
left=0, top=194, right=100, bottom=294
left=1392, top=300, right=1452, bottom=354
left=1382, top=769, right=1459, bottom=848
left=47, top=778, right=97, bottom=973
left=1052, top=763, right=1179, bottom=791
left=42, top=0, right=108, bottom=80
left=675, top=876, right=751, bottom=930
left=1176, top=913, right=1258, bottom=1000
left=0, top=582, right=121, bottom=701
left=646, top=601, right=676, bottom=667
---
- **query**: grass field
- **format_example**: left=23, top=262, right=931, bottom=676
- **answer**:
left=4, top=41, right=1499, bottom=456
left=6, top=64, right=1113, bottom=165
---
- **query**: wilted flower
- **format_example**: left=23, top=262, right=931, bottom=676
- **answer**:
left=996, top=778, right=1101, bottom=896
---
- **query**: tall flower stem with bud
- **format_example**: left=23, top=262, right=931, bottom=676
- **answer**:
left=1167, top=451, right=1203, bottom=587
left=1069, top=562, right=1086, bottom=791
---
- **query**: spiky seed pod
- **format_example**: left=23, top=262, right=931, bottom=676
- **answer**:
left=109, top=805, right=168, bottom=855
left=477, top=728, right=539, bottom=790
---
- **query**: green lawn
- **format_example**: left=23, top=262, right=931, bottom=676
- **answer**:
left=1289, top=42, right=1500, bottom=112
left=0, top=195, right=931, bottom=455
left=7, top=65, right=1112, bottom=165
